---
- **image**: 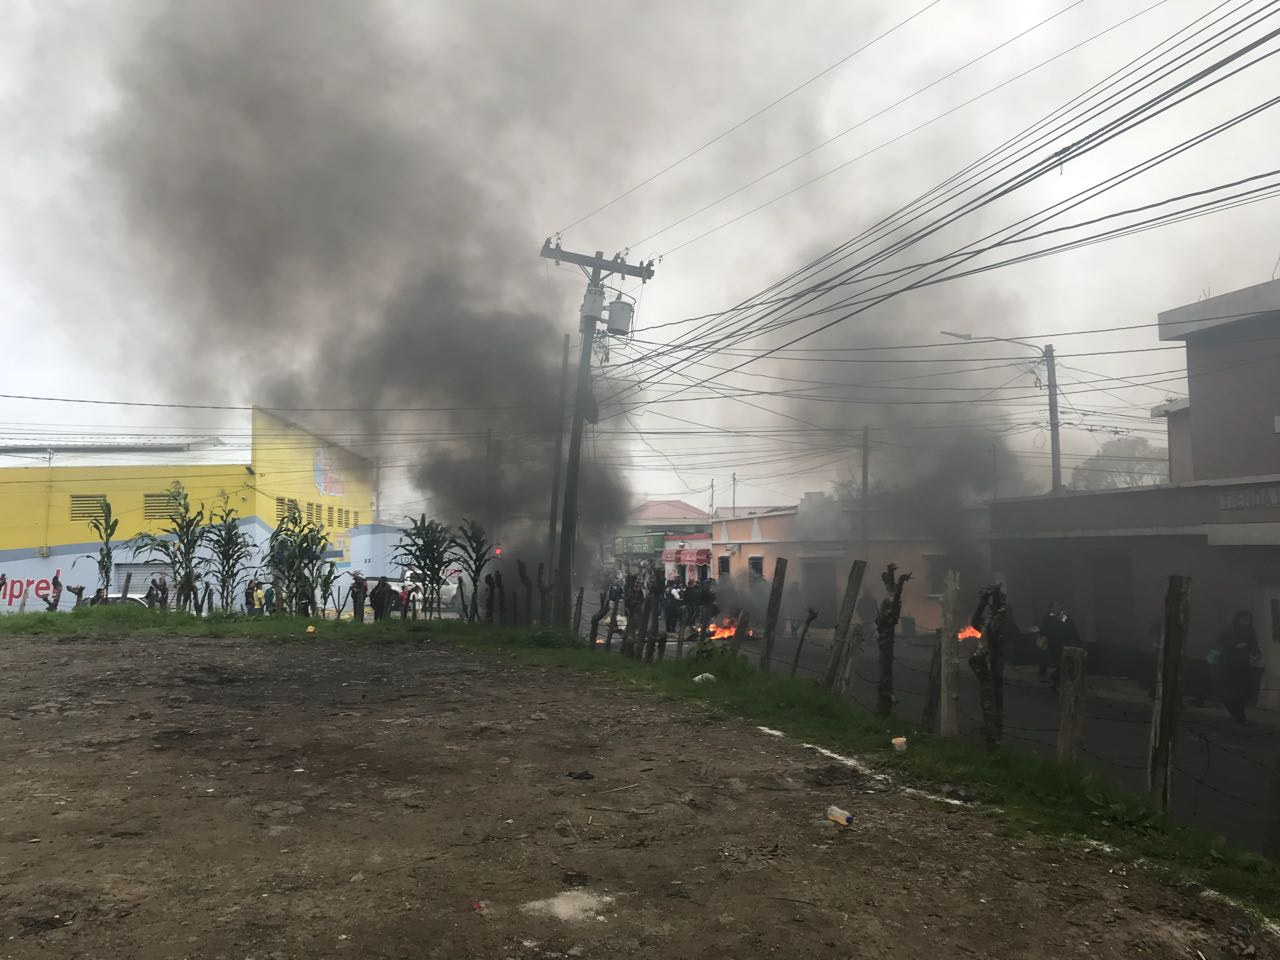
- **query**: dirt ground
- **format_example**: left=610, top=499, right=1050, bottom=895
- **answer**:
left=0, top=634, right=1275, bottom=960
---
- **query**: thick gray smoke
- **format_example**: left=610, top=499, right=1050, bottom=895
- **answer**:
left=88, top=0, right=659, bottom=554
left=758, top=239, right=1043, bottom=581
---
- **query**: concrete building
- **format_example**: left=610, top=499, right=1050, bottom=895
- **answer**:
left=710, top=491, right=989, bottom=632
left=990, top=280, right=1280, bottom=707
left=613, top=499, right=711, bottom=574
left=0, top=409, right=375, bottom=612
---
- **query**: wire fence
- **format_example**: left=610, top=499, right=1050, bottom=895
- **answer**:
left=602, top=624, right=1277, bottom=855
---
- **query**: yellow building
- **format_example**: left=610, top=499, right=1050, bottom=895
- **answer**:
left=0, top=409, right=374, bottom=609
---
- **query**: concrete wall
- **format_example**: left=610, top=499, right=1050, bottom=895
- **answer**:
left=1167, top=407, right=1194, bottom=484
left=993, top=534, right=1280, bottom=707
left=711, top=506, right=985, bottom=632
left=1185, top=314, right=1280, bottom=481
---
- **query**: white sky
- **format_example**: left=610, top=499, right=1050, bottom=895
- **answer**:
left=2, top=0, right=1279, bottom=518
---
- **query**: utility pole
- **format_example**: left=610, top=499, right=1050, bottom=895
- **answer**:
left=939, top=331, right=1061, bottom=495
left=546, top=333, right=570, bottom=574
left=1045, top=344, right=1062, bottom=493
left=709, top=479, right=715, bottom=515
left=731, top=473, right=737, bottom=517
left=860, top=425, right=870, bottom=563
left=542, top=239, right=655, bottom=629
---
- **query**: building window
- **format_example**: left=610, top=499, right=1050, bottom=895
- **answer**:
left=748, top=556, right=764, bottom=578
left=69, top=495, right=107, bottom=522
left=718, top=555, right=731, bottom=577
left=353, top=511, right=360, bottom=528
left=275, top=497, right=286, bottom=521
left=143, top=492, right=178, bottom=520
left=922, top=555, right=947, bottom=597
left=326, top=506, right=334, bottom=527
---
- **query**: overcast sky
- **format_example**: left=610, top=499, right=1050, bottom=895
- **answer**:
left=2, top=0, right=1278, bottom=518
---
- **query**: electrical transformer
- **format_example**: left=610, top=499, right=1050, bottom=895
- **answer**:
left=580, top=284, right=605, bottom=323
left=605, top=297, right=634, bottom=337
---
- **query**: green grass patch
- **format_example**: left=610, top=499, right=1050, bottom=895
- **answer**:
left=3, top=609, right=1277, bottom=916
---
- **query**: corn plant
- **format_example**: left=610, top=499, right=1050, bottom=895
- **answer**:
left=130, top=482, right=208, bottom=611
left=207, top=494, right=254, bottom=612
left=86, top=497, right=120, bottom=594
left=316, top=560, right=339, bottom=618
left=266, top=503, right=331, bottom=616
left=394, top=515, right=452, bottom=619
left=451, top=518, right=494, bottom=622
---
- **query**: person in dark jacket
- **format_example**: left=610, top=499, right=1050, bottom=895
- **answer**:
left=369, top=577, right=392, bottom=622
left=350, top=573, right=368, bottom=623
left=1037, top=601, right=1079, bottom=691
left=662, top=581, right=682, bottom=635
left=1217, top=610, right=1261, bottom=725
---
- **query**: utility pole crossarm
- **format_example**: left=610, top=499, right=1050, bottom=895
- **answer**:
left=540, top=239, right=655, bottom=282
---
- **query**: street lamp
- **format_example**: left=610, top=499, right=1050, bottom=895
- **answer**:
left=940, top=330, right=1062, bottom=494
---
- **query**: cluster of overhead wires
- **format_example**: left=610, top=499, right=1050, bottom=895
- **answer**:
left=551, top=0, right=1280, bottom=497
left=2, top=0, right=1278, bottom=509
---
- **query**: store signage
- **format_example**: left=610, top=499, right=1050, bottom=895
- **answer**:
left=1218, top=484, right=1280, bottom=511
left=313, top=448, right=346, bottom=496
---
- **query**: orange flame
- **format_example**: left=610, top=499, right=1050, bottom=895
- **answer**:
left=704, top=616, right=751, bottom=641
left=957, top=626, right=982, bottom=641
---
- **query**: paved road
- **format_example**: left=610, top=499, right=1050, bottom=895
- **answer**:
left=706, top=629, right=1276, bottom=854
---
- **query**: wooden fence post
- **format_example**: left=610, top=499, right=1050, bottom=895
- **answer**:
left=939, top=571, right=960, bottom=737
left=790, top=608, right=819, bottom=678
left=644, top=592, right=661, bottom=662
left=822, top=560, right=867, bottom=689
left=1057, top=646, right=1087, bottom=763
left=1148, top=574, right=1191, bottom=811
left=119, top=572, right=133, bottom=606
left=572, top=586, right=585, bottom=638
left=835, top=624, right=862, bottom=696
left=635, top=595, right=654, bottom=660
left=604, top=600, right=619, bottom=652
left=922, top=635, right=941, bottom=733
left=730, top=610, right=751, bottom=655
left=588, top=593, right=607, bottom=647
left=1265, top=760, right=1280, bottom=860
left=676, top=609, right=688, bottom=660
left=759, top=557, right=789, bottom=672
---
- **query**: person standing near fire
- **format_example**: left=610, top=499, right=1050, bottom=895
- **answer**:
left=1036, top=601, right=1079, bottom=691
left=662, top=580, right=682, bottom=635
left=350, top=572, right=368, bottom=623
left=1216, top=610, right=1261, bottom=725
left=369, top=576, right=392, bottom=622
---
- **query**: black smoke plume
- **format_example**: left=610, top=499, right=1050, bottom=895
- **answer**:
left=88, top=0, right=661, bottom=561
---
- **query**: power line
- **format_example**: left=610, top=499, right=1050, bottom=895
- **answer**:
left=605, top=0, right=1278, bottom=401
left=627, top=0, right=1099, bottom=250
left=554, top=0, right=949, bottom=235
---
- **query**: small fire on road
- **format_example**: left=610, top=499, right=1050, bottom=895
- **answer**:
left=705, top=615, right=751, bottom=641
left=956, top=626, right=982, bottom=641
